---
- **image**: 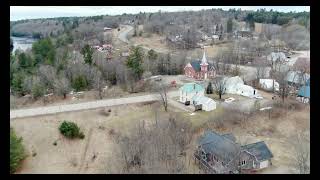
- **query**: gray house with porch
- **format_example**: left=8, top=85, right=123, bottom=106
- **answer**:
left=194, top=131, right=273, bottom=174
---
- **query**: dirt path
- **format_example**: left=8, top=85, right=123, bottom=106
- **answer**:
left=78, top=127, right=93, bottom=173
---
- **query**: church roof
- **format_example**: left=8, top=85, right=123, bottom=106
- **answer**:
left=190, top=61, right=201, bottom=72
left=201, top=51, right=208, bottom=65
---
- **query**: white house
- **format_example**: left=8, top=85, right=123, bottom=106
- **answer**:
left=267, top=52, right=287, bottom=62
left=224, top=76, right=259, bottom=98
left=104, top=27, right=112, bottom=31
left=179, top=83, right=205, bottom=103
left=192, top=96, right=217, bottom=111
left=259, top=79, right=279, bottom=92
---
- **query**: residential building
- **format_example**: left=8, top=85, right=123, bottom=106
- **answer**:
left=194, top=131, right=274, bottom=174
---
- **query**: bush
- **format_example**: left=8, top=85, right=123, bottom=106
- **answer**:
left=72, top=75, right=88, bottom=92
left=10, top=128, right=26, bottom=173
left=59, top=121, right=85, bottom=139
left=31, top=84, right=45, bottom=99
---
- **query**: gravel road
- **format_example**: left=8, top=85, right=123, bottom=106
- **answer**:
left=10, top=91, right=179, bottom=119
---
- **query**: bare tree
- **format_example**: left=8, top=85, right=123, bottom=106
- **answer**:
left=111, top=114, right=192, bottom=174
left=38, top=65, right=57, bottom=90
left=290, top=131, right=310, bottom=174
left=93, top=70, right=106, bottom=99
left=292, top=57, right=310, bottom=88
left=252, top=57, right=269, bottom=88
left=274, top=70, right=290, bottom=103
left=53, top=76, right=71, bottom=99
left=156, top=82, right=169, bottom=112
left=212, top=76, right=226, bottom=99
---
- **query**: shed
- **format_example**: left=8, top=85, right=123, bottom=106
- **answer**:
left=192, top=95, right=216, bottom=111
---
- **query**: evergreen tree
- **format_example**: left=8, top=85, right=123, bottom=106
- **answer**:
left=206, top=82, right=213, bottom=94
left=126, top=46, right=144, bottom=80
left=227, top=18, right=233, bottom=33
left=80, top=44, right=94, bottom=65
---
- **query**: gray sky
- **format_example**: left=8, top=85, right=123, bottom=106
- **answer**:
left=10, top=6, right=310, bottom=21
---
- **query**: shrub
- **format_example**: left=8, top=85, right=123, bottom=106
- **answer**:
left=59, top=121, right=85, bottom=139
left=10, top=128, right=26, bottom=173
left=31, top=84, right=46, bottom=99
left=72, top=75, right=88, bottom=92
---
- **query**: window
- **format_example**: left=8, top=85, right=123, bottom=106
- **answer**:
left=241, top=160, right=246, bottom=166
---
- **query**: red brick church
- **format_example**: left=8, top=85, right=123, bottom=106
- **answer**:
left=184, top=51, right=216, bottom=80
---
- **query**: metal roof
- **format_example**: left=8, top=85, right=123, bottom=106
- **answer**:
left=222, top=133, right=236, bottom=142
left=298, top=85, right=310, bottom=98
left=241, top=141, right=273, bottom=162
left=192, top=96, right=216, bottom=106
left=198, top=131, right=240, bottom=163
left=180, top=83, right=204, bottom=93
left=190, top=60, right=201, bottom=72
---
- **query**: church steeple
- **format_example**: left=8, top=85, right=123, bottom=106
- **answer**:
left=200, top=49, right=208, bottom=66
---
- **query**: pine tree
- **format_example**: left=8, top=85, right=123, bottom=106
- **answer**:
left=206, top=82, right=213, bottom=94
left=126, top=46, right=144, bottom=80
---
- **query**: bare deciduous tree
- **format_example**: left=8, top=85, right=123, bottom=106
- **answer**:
left=53, top=76, right=70, bottom=99
left=290, top=131, right=310, bottom=174
left=93, top=70, right=106, bottom=99
left=38, top=65, right=57, bottom=90
left=212, top=76, right=226, bottom=99
left=111, top=114, right=192, bottom=173
left=274, top=70, right=290, bottom=103
left=156, top=82, right=169, bottom=112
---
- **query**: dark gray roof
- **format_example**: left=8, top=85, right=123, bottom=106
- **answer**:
left=222, top=133, right=236, bottom=142
left=190, top=60, right=215, bottom=72
left=198, top=131, right=240, bottom=163
left=191, top=60, right=201, bottom=72
left=241, top=141, right=273, bottom=162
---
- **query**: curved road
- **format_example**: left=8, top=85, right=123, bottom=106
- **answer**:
left=118, top=25, right=133, bottom=44
left=10, top=91, right=180, bottom=119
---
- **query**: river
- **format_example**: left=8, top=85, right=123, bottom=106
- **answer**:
left=11, top=36, right=37, bottom=53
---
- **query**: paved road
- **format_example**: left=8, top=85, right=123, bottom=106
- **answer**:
left=10, top=91, right=180, bottom=119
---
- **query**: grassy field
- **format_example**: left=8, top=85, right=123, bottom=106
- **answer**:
left=11, top=95, right=309, bottom=174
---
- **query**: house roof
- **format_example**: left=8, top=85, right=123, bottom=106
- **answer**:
left=286, top=71, right=310, bottom=85
left=222, top=133, right=236, bottom=142
left=198, top=131, right=240, bottom=163
left=267, top=52, right=286, bottom=61
left=180, top=83, right=204, bottom=93
left=298, top=85, right=310, bottom=98
left=192, top=95, right=216, bottom=105
left=241, top=141, right=273, bottom=162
